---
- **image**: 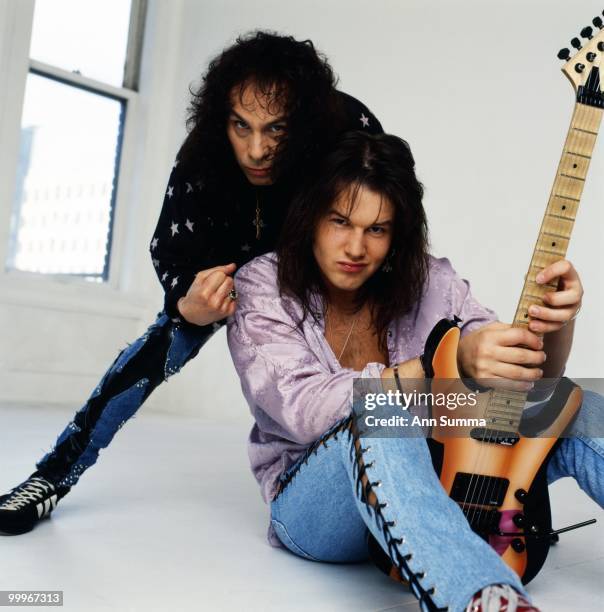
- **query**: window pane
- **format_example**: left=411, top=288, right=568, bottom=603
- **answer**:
left=7, top=73, right=123, bottom=278
left=30, top=0, right=132, bottom=87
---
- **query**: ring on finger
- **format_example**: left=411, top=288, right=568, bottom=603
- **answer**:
left=228, top=289, right=238, bottom=301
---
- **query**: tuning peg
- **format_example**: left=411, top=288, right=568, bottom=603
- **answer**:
left=581, top=26, right=594, bottom=40
left=557, top=48, right=571, bottom=61
left=593, top=16, right=603, bottom=29
left=571, top=37, right=582, bottom=50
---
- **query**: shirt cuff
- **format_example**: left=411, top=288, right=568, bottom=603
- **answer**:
left=360, top=362, right=387, bottom=378
left=163, top=273, right=195, bottom=319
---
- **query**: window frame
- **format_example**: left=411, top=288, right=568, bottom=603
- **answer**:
left=0, top=0, right=147, bottom=287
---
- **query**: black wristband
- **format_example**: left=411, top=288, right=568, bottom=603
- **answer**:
left=392, top=363, right=403, bottom=393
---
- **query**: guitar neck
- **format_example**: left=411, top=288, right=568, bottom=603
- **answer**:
left=486, top=102, right=602, bottom=432
left=512, top=102, right=603, bottom=328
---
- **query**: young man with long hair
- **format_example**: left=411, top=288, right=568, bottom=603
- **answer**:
left=226, top=131, right=603, bottom=612
left=0, top=31, right=382, bottom=535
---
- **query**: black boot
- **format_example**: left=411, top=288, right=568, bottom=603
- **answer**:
left=0, top=473, right=70, bottom=535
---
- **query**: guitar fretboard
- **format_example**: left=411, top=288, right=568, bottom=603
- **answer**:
left=485, top=102, right=603, bottom=430
left=514, top=102, right=603, bottom=327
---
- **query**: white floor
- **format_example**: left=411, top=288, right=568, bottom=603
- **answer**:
left=0, top=404, right=602, bottom=612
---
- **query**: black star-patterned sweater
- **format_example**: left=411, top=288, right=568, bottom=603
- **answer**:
left=149, top=91, right=383, bottom=325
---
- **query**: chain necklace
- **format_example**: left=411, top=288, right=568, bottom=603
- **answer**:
left=328, top=309, right=360, bottom=362
left=254, top=192, right=262, bottom=240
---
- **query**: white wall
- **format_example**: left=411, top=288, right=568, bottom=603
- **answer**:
left=1, top=0, right=602, bottom=423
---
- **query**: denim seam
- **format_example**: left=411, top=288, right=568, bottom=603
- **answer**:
left=270, top=518, right=320, bottom=561
left=346, top=420, right=448, bottom=612
left=274, top=415, right=355, bottom=500
left=573, top=431, right=604, bottom=457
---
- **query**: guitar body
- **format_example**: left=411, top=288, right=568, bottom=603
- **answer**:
left=427, top=325, right=583, bottom=583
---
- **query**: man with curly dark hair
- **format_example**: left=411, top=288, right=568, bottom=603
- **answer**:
left=0, top=30, right=382, bottom=535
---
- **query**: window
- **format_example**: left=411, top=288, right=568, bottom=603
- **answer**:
left=6, top=0, right=147, bottom=280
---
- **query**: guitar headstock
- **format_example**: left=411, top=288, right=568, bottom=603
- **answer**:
left=558, top=11, right=604, bottom=107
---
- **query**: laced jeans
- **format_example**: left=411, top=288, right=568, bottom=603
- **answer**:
left=270, top=391, right=604, bottom=612
left=35, top=312, right=217, bottom=488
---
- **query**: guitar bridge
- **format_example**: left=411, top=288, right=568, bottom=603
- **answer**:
left=460, top=505, right=501, bottom=534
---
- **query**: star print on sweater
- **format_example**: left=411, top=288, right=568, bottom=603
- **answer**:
left=149, top=91, right=383, bottom=321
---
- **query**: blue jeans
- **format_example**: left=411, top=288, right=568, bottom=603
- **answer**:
left=35, top=312, right=217, bottom=488
left=270, top=391, right=604, bottom=612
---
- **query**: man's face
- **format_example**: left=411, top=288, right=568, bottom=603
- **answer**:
left=313, top=185, right=394, bottom=297
left=226, top=82, right=287, bottom=186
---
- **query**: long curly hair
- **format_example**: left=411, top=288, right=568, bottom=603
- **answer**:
left=277, top=131, right=430, bottom=353
left=178, top=30, right=345, bottom=194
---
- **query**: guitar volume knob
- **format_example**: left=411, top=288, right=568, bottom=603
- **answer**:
left=513, top=513, right=526, bottom=528
left=515, top=488, right=528, bottom=503
left=511, top=538, right=526, bottom=553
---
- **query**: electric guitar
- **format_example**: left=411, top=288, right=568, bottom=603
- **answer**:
left=425, top=12, right=604, bottom=584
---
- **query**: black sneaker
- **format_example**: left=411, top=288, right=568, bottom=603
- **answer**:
left=0, top=474, right=70, bottom=535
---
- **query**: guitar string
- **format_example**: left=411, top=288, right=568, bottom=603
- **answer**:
left=460, top=382, right=505, bottom=525
left=476, top=388, right=522, bottom=532
left=459, top=381, right=487, bottom=522
left=488, top=78, right=601, bottom=536
left=450, top=66, right=601, bottom=537
left=473, top=99, right=596, bottom=538
left=464, top=99, right=591, bottom=535
left=468, top=388, right=506, bottom=530
left=478, top=382, right=540, bottom=522
left=473, top=101, right=584, bottom=534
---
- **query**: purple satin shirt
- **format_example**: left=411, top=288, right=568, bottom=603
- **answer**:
left=226, top=252, right=498, bottom=544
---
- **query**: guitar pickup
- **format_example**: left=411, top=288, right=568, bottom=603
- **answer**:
left=451, top=472, right=509, bottom=507
left=470, top=427, right=520, bottom=446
